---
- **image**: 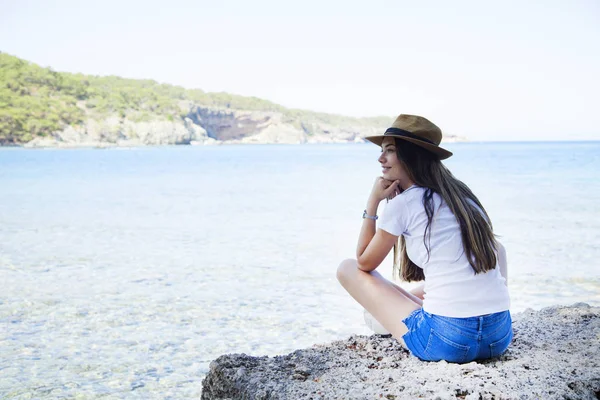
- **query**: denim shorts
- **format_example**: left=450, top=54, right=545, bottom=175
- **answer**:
left=401, top=308, right=513, bottom=363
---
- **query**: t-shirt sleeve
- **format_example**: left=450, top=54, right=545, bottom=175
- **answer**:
left=378, top=194, right=409, bottom=236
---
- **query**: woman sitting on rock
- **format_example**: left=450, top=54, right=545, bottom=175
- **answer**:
left=336, top=114, right=512, bottom=363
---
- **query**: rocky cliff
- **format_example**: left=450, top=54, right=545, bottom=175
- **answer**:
left=201, top=304, right=599, bottom=399
left=23, top=106, right=465, bottom=148
left=22, top=109, right=385, bottom=148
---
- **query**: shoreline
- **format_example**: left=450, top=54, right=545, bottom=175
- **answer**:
left=4, top=138, right=600, bottom=150
left=9, top=137, right=466, bottom=149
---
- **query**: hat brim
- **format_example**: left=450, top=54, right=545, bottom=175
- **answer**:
left=364, top=134, right=453, bottom=160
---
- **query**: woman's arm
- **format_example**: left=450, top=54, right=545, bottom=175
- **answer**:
left=356, top=178, right=401, bottom=272
left=355, top=196, right=380, bottom=258
left=409, top=283, right=425, bottom=300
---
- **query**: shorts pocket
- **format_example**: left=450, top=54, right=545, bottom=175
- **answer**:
left=489, top=328, right=513, bottom=358
left=424, top=328, right=470, bottom=363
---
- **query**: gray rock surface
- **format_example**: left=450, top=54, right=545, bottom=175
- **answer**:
left=24, top=116, right=209, bottom=148
left=22, top=105, right=466, bottom=148
left=201, top=304, right=599, bottom=399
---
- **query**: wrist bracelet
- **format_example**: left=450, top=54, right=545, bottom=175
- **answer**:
left=362, top=210, right=378, bottom=220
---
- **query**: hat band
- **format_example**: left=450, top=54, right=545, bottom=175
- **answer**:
left=384, top=128, right=435, bottom=145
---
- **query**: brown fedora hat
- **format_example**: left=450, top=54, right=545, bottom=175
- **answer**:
left=365, top=114, right=453, bottom=160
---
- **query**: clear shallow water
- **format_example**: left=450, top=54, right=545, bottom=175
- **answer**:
left=1, top=142, right=599, bottom=398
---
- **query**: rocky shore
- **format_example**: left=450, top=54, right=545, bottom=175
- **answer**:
left=20, top=106, right=467, bottom=148
left=201, top=304, right=599, bottom=399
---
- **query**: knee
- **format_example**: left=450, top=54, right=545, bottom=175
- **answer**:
left=496, top=241, right=507, bottom=263
left=336, top=258, right=358, bottom=284
left=496, top=241, right=506, bottom=254
left=498, top=243, right=506, bottom=257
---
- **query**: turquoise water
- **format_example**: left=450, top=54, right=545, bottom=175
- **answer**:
left=1, top=142, right=599, bottom=398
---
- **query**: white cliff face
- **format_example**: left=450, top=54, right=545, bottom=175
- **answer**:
left=23, top=105, right=465, bottom=148
left=24, top=117, right=209, bottom=148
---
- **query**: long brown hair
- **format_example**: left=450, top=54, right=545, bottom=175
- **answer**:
left=392, top=138, right=497, bottom=282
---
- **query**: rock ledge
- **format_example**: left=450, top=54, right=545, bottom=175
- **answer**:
left=201, top=304, right=599, bottom=399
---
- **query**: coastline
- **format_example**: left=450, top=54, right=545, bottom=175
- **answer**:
left=5, top=136, right=468, bottom=149
left=4, top=137, right=598, bottom=150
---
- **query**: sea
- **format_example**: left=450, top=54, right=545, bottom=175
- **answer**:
left=1, top=141, right=599, bottom=399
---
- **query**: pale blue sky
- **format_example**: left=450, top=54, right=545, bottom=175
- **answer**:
left=1, top=0, right=599, bottom=140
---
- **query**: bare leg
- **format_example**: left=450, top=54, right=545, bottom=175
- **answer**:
left=387, top=280, right=424, bottom=305
left=336, top=259, right=421, bottom=340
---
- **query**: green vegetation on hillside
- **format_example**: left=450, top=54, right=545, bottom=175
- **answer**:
left=0, top=52, right=389, bottom=144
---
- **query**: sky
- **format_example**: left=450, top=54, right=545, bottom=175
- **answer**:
left=1, top=0, right=599, bottom=141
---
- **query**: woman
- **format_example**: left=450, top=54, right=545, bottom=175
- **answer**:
left=336, top=114, right=512, bottom=363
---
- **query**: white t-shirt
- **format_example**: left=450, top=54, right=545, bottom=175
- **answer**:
left=378, top=185, right=510, bottom=318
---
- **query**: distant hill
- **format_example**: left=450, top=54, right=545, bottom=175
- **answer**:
left=0, top=53, right=464, bottom=147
